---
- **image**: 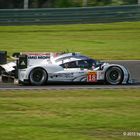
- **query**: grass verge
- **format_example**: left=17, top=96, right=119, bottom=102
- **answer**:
left=0, top=89, right=140, bottom=140
left=0, top=22, right=140, bottom=60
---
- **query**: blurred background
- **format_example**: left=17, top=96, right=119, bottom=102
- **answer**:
left=0, top=0, right=139, bottom=9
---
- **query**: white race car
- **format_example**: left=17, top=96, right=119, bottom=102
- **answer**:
left=15, top=52, right=131, bottom=85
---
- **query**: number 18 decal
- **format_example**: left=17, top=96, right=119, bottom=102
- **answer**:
left=87, top=71, right=97, bottom=82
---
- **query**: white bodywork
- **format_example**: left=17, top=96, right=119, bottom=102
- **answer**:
left=0, top=62, right=16, bottom=73
left=17, top=52, right=130, bottom=85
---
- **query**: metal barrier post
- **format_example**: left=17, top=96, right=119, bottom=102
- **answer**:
left=82, top=0, right=88, bottom=7
left=24, top=0, right=29, bottom=9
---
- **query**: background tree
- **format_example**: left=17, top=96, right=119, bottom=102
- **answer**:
left=0, top=0, right=138, bottom=9
left=0, top=0, right=23, bottom=9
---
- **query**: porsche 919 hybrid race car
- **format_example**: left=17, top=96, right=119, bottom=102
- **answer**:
left=0, top=52, right=131, bottom=85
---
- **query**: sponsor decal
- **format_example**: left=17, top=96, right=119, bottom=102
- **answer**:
left=50, top=73, right=74, bottom=79
left=87, top=71, right=97, bottom=82
left=58, top=73, right=74, bottom=78
left=20, top=61, right=26, bottom=66
left=28, top=55, right=49, bottom=59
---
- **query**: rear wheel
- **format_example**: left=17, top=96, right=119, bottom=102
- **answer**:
left=105, top=66, right=123, bottom=85
left=29, top=68, right=47, bottom=85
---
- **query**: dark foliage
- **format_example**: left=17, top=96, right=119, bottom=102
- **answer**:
left=0, top=0, right=138, bottom=9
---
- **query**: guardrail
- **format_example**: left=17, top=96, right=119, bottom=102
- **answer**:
left=0, top=5, right=140, bottom=25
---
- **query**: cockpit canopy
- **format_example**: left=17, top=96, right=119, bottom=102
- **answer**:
left=60, top=59, right=96, bottom=69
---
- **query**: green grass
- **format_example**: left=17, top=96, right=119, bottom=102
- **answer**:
left=0, top=89, right=140, bottom=140
left=0, top=22, right=140, bottom=60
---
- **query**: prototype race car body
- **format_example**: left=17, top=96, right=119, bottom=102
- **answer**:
left=16, top=52, right=131, bottom=85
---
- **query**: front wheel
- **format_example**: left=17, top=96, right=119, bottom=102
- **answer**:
left=105, top=66, right=124, bottom=85
left=29, top=68, right=47, bottom=86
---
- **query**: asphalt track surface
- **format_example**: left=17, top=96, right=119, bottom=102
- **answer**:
left=0, top=60, right=140, bottom=90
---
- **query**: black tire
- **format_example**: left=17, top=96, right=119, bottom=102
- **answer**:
left=29, top=68, right=47, bottom=86
left=105, top=66, right=124, bottom=85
